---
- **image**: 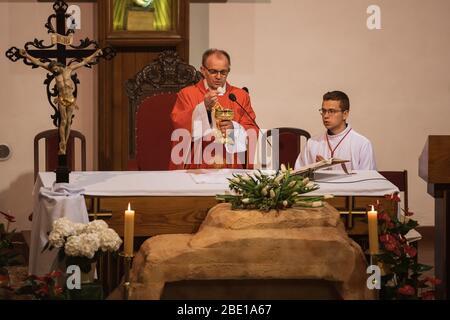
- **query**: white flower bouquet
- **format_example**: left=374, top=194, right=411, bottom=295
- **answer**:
left=45, top=218, right=122, bottom=273
left=216, top=164, right=333, bottom=211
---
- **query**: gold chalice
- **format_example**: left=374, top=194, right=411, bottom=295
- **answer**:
left=214, top=108, right=234, bottom=145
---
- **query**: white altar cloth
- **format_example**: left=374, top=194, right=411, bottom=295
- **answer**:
left=29, top=169, right=398, bottom=276
left=29, top=183, right=89, bottom=276
left=35, top=169, right=398, bottom=197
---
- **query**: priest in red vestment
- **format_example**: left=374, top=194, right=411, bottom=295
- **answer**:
left=170, top=49, right=259, bottom=169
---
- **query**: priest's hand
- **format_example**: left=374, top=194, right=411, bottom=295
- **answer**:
left=204, top=90, right=218, bottom=111
left=219, top=120, right=233, bottom=135
left=316, top=155, right=325, bottom=162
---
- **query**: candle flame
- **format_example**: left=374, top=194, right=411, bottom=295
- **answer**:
left=128, top=203, right=131, bottom=211
left=371, top=205, right=375, bottom=211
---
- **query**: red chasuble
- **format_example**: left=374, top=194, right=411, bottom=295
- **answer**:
left=170, top=80, right=258, bottom=169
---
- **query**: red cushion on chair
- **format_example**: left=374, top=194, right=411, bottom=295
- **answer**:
left=136, top=93, right=178, bottom=170
left=278, top=132, right=301, bottom=169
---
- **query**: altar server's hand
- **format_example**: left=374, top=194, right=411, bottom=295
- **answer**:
left=204, top=90, right=218, bottom=111
left=219, top=120, right=233, bottom=135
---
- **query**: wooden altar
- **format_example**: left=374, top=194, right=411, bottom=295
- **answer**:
left=419, top=135, right=450, bottom=299
left=87, top=194, right=397, bottom=239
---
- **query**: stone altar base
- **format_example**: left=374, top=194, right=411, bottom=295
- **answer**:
left=130, top=203, right=373, bottom=300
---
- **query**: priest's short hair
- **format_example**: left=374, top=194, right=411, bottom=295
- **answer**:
left=202, top=49, right=231, bottom=67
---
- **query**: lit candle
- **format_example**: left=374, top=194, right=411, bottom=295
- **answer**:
left=367, top=205, right=379, bottom=255
left=124, top=203, right=135, bottom=256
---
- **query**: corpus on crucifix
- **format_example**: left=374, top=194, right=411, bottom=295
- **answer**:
left=19, top=48, right=102, bottom=155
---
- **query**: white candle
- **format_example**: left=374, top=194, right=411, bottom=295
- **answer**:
left=367, top=205, right=379, bottom=255
left=124, top=203, right=135, bottom=256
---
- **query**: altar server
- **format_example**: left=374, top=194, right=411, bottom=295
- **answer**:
left=295, top=91, right=376, bottom=171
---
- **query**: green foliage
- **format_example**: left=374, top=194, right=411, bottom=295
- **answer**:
left=15, top=271, right=65, bottom=300
left=0, top=223, right=21, bottom=269
left=216, top=166, right=329, bottom=211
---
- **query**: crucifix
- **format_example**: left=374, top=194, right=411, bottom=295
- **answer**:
left=5, top=0, right=116, bottom=183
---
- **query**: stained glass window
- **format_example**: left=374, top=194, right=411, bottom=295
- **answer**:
left=113, top=0, right=173, bottom=31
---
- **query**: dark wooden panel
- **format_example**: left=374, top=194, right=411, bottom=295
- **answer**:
left=162, top=279, right=340, bottom=300
left=326, top=196, right=397, bottom=236
left=91, top=196, right=217, bottom=237
left=419, top=136, right=450, bottom=184
left=88, top=195, right=396, bottom=238
left=97, top=0, right=190, bottom=170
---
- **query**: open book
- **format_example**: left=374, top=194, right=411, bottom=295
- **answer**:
left=292, top=158, right=350, bottom=175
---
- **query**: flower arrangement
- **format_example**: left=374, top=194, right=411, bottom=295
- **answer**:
left=15, top=271, right=65, bottom=300
left=0, top=211, right=21, bottom=273
left=45, top=218, right=122, bottom=273
left=216, top=165, right=332, bottom=211
left=375, top=194, right=440, bottom=300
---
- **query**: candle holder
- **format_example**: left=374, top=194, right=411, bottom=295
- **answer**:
left=119, top=252, right=134, bottom=300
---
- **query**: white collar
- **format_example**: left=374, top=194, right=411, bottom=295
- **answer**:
left=326, top=123, right=352, bottom=139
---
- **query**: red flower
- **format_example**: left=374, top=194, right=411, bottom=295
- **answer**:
left=35, top=276, right=47, bottom=282
left=425, top=277, right=442, bottom=286
left=385, top=193, right=401, bottom=202
left=0, top=210, right=16, bottom=223
left=404, top=245, right=417, bottom=258
left=36, top=285, right=49, bottom=296
left=379, top=234, right=392, bottom=243
left=378, top=213, right=391, bottom=223
left=421, top=290, right=435, bottom=300
left=54, top=285, right=63, bottom=295
left=48, top=270, right=62, bottom=278
left=384, top=242, right=401, bottom=255
left=381, top=234, right=402, bottom=256
left=398, top=285, right=415, bottom=296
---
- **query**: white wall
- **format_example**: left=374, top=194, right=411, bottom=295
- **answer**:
left=0, top=2, right=95, bottom=231
left=190, top=0, right=450, bottom=226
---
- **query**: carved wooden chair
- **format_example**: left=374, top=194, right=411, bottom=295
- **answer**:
left=34, top=129, right=86, bottom=182
left=262, top=127, right=311, bottom=169
left=30, top=129, right=86, bottom=221
left=125, top=51, right=202, bottom=170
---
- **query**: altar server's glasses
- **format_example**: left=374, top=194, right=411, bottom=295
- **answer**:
left=319, top=108, right=344, bottom=116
